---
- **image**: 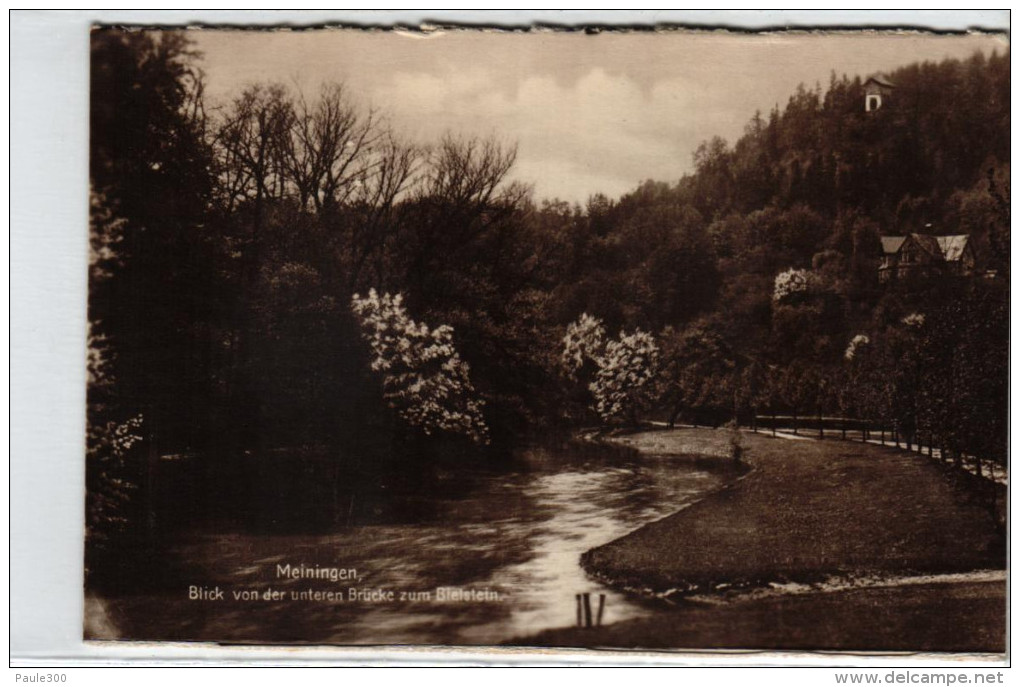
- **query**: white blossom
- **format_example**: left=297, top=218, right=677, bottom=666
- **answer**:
left=844, top=334, right=870, bottom=361
left=588, top=329, right=659, bottom=423
left=772, top=268, right=811, bottom=302
left=561, top=314, right=659, bottom=424
left=352, top=289, right=489, bottom=445
left=560, top=313, right=606, bottom=379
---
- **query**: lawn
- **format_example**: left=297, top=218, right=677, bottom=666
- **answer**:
left=583, top=428, right=1004, bottom=597
left=520, top=427, right=1006, bottom=652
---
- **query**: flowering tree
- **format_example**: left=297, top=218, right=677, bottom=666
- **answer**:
left=772, top=267, right=811, bottom=302
left=86, top=413, right=144, bottom=549
left=560, top=313, right=606, bottom=380
left=561, top=314, right=659, bottom=425
left=85, top=320, right=147, bottom=577
left=351, top=289, right=489, bottom=444
left=590, top=329, right=660, bottom=424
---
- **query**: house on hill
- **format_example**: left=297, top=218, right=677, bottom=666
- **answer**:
left=878, top=233, right=976, bottom=282
left=864, top=74, right=895, bottom=112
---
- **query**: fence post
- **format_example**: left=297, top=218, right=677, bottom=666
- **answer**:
left=583, top=593, right=593, bottom=628
left=575, top=594, right=582, bottom=627
left=596, top=594, right=606, bottom=627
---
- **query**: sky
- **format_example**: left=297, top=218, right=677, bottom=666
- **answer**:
left=190, top=29, right=1006, bottom=204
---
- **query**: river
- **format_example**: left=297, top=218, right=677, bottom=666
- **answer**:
left=96, top=439, right=737, bottom=645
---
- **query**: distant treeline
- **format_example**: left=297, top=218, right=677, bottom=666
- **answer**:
left=87, top=31, right=1008, bottom=572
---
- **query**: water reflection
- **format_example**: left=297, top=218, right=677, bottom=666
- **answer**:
left=147, top=441, right=734, bottom=644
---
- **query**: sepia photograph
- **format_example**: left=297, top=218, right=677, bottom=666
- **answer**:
left=83, top=24, right=1008, bottom=653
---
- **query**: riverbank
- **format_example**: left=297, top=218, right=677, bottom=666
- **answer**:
left=522, top=578, right=1005, bottom=652
left=523, top=427, right=1006, bottom=651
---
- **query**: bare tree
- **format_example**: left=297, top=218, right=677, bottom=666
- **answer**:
left=347, top=131, right=422, bottom=291
left=284, top=83, right=380, bottom=213
left=403, top=134, right=529, bottom=302
left=213, top=83, right=293, bottom=217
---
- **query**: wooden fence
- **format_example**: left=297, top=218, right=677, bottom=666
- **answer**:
left=750, top=412, right=1005, bottom=484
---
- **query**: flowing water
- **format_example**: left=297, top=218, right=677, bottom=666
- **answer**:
left=100, top=441, right=736, bottom=645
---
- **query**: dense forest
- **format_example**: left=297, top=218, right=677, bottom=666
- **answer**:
left=87, top=31, right=1009, bottom=586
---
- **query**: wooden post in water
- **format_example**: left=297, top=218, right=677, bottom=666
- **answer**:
left=575, top=594, right=582, bottom=627
left=596, top=594, right=606, bottom=627
left=583, top=593, right=593, bottom=628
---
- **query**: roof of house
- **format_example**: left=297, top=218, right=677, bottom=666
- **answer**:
left=935, top=235, right=971, bottom=262
left=866, top=74, right=896, bottom=88
left=909, top=234, right=943, bottom=259
left=880, top=233, right=971, bottom=262
left=881, top=236, right=906, bottom=255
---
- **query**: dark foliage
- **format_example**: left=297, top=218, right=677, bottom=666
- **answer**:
left=86, top=31, right=1009, bottom=578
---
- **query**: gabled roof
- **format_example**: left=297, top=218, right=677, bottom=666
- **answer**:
left=865, top=74, right=895, bottom=88
left=882, top=233, right=972, bottom=263
left=935, top=235, right=971, bottom=262
left=881, top=236, right=906, bottom=255
left=908, top=233, right=943, bottom=259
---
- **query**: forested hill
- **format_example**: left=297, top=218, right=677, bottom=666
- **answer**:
left=686, top=51, right=1008, bottom=227
left=554, top=49, right=1009, bottom=357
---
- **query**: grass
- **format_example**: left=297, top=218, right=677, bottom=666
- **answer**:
left=516, top=427, right=1006, bottom=652
left=582, top=428, right=1005, bottom=598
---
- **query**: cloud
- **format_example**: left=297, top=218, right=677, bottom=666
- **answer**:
left=193, top=30, right=1006, bottom=203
